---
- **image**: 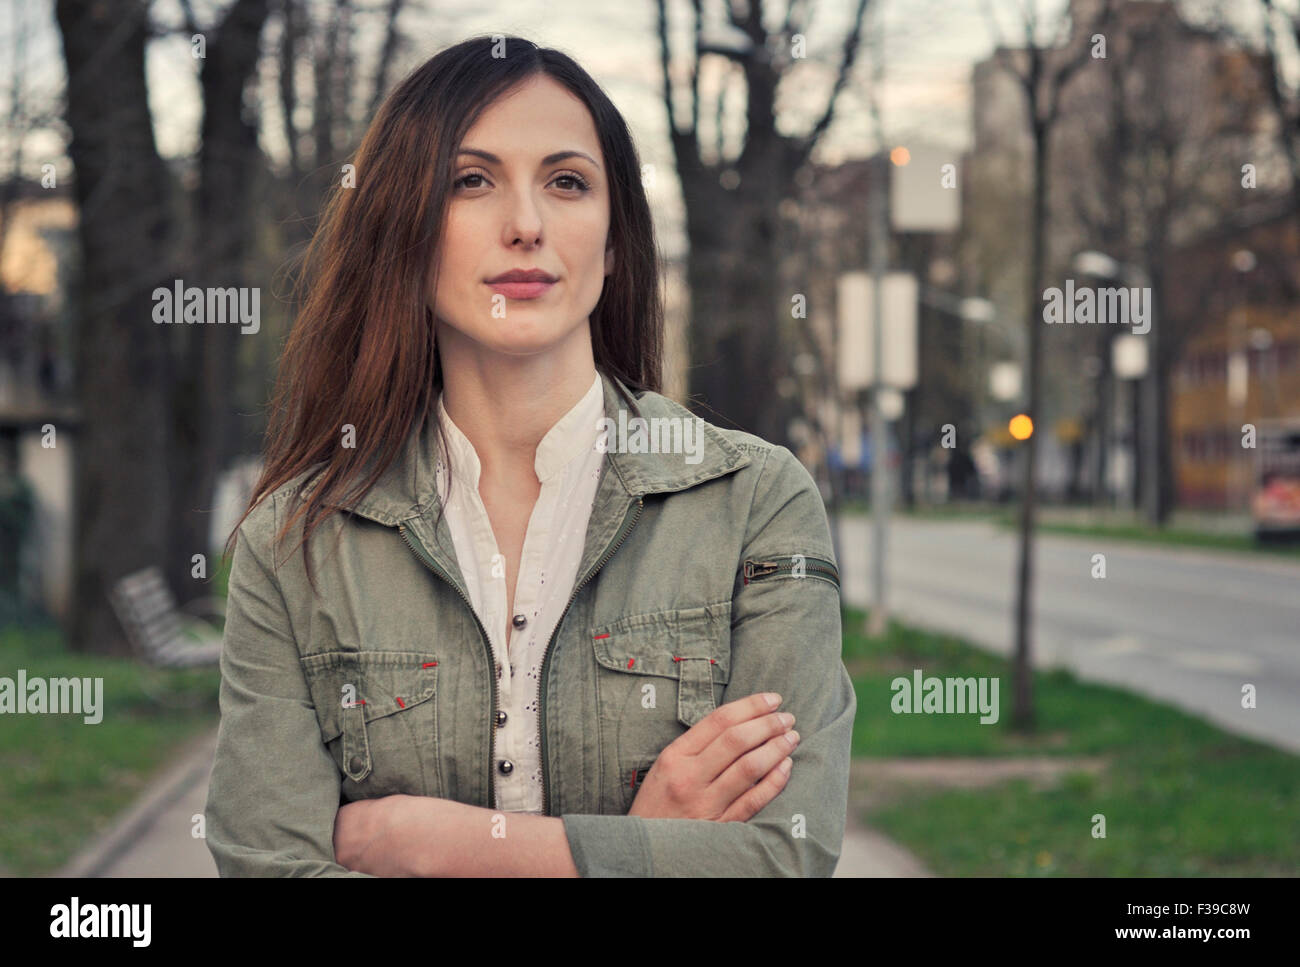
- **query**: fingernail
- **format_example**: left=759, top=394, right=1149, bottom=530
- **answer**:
left=766, top=693, right=781, bottom=709
left=779, top=712, right=795, bottom=728
left=786, top=730, right=800, bottom=748
left=780, top=757, right=793, bottom=774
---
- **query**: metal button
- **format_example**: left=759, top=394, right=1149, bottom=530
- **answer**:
left=495, top=710, right=507, bottom=727
left=512, top=614, right=527, bottom=630
left=349, top=755, right=364, bottom=773
left=497, top=759, right=514, bottom=775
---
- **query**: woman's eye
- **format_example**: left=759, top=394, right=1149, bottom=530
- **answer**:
left=454, top=172, right=487, bottom=190
left=553, top=173, right=591, bottom=193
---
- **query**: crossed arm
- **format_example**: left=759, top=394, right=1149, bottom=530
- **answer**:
left=333, top=795, right=579, bottom=876
left=332, top=691, right=801, bottom=876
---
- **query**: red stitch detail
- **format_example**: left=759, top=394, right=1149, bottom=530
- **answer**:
left=710, top=658, right=717, bottom=664
left=627, top=658, right=634, bottom=669
left=593, top=633, right=610, bottom=640
left=672, top=656, right=681, bottom=662
left=422, top=661, right=437, bottom=667
left=629, top=768, right=637, bottom=788
left=395, top=696, right=405, bottom=709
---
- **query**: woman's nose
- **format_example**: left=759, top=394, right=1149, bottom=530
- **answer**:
left=502, top=191, right=543, bottom=248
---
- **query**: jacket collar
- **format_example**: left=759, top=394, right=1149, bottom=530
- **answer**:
left=299, top=368, right=753, bottom=527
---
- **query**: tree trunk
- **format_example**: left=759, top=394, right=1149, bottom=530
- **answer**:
left=1012, top=118, right=1049, bottom=731
left=167, top=0, right=270, bottom=598
left=683, top=186, right=789, bottom=446
left=55, top=0, right=176, bottom=655
left=1150, top=258, right=1175, bottom=525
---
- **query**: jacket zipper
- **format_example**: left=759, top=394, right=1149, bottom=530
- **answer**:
left=742, top=555, right=840, bottom=588
left=397, top=522, right=500, bottom=811
left=537, top=495, right=644, bottom=817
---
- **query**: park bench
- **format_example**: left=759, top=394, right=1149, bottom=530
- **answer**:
left=109, top=566, right=224, bottom=668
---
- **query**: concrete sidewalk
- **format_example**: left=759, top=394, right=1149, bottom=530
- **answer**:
left=836, top=814, right=933, bottom=877
left=55, top=728, right=219, bottom=878
left=51, top=724, right=928, bottom=877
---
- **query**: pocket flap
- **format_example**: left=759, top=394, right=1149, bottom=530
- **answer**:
left=300, top=651, right=438, bottom=741
left=590, top=604, right=731, bottom=685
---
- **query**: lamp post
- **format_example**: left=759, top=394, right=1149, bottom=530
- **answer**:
left=1111, top=332, right=1149, bottom=509
left=1074, top=251, right=1159, bottom=523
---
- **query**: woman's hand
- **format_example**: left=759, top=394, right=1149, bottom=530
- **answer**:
left=628, top=692, right=799, bottom=822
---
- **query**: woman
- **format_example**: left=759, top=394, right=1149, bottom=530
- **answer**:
left=204, top=34, right=855, bottom=877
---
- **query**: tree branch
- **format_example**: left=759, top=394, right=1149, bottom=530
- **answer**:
left=793, top=0, right=873, bottom=169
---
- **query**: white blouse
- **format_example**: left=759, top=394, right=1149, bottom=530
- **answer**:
left=432, top=371, right=606, bottom=813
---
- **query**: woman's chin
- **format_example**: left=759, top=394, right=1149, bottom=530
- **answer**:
left=437, top=311, right=586, bottom=359
left=482, top=319, right=584, bottom=355
left=483, top=331, right=566, bottom=358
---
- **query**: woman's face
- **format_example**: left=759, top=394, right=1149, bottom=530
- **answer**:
left=429, top=74, right=614, bottom=361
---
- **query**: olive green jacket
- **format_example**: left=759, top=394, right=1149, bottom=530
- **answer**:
left=204, top=369, right=856, bottom=877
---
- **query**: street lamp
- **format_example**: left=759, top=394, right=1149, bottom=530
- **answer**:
left=1073, top=250, right=1159, bottom=523
left=1111, top=332, right=1148, bottom=509
left=990, top=361, right=1021, bottom=402
left=959, top=297, right=997, bottom=325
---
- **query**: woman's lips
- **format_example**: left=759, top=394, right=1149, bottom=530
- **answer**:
left=486, top=280, right=556, bottom=300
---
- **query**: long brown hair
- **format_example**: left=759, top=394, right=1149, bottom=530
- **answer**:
left=225, top=35, right=664, bottom=589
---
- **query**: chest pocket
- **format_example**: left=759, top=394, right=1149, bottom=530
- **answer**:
left=299, top=650, right=440, bottom=800
left=589, top=604, right=731, bottom=812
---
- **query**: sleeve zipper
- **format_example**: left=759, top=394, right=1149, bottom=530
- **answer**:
left=742, top=555, right=840, bottom=589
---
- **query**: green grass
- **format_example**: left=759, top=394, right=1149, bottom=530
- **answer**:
left=842, top=605, right=1300, bottom=876
left=0, top=615, right=223, bottom=876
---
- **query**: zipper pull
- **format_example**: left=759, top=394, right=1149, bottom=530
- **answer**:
left=743, top=559, right=780, bottom=584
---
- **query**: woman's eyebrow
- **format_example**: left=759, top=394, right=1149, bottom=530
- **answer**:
left=458, top=147, right=601, bottom=170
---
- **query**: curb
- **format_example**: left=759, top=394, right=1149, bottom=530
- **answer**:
left=52, top=726, right=220, bottom=878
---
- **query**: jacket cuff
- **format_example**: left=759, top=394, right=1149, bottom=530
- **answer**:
left=561, top=813, right=653, bottom=877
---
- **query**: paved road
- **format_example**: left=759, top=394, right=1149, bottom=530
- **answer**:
left=834, top=514, right=1300, bottom=755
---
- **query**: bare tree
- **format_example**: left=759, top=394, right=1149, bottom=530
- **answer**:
left=367, top=0, right=409, bottom=121
left=55, top=0, right=177, bottom=654
left=1257, top=0, right=1300, bottom=198
left=167, top=0, right=272, bottom=600
left=276, top=0, right=414, bottom=288
left=1056, top=3, right=1265, bottom=520
left=654, top=0, right=873, bottom=445
left=51, top=0, right=413, bottom=653
left=981, top=0, right=1115, bottom=730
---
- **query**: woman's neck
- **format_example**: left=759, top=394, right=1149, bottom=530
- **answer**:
left=437, top=337, right=598, bottom=485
